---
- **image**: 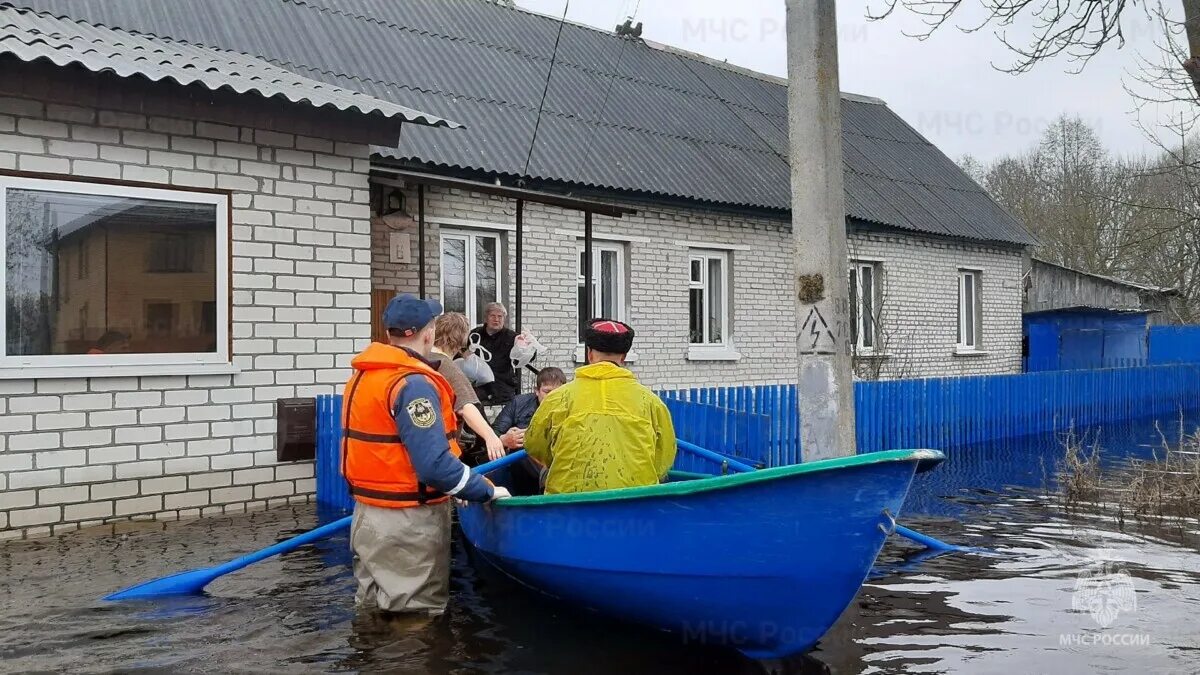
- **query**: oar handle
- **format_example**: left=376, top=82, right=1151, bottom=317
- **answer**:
left=676, top=439, right=756, bottom=473
left=210, top=450, right=529, bottom=577
left=211, top=514, right=353, bottom=576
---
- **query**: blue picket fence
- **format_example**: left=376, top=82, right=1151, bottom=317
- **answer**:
left=313, top=362, right=1200, bottom=509
left=662, top=363, right=1200, bottom=466
left=658, top=392, right=771, bottom=470
left=314, top=394, right=351, bottom=513
left=313, top=390, right=758, bottom=512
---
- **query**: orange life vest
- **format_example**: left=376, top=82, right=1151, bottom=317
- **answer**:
left=341, top=343, right=462, bottom=508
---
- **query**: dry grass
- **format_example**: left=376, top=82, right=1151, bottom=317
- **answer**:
left=1056, top=422, right=1200, bottom=530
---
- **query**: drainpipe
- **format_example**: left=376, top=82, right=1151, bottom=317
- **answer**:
left=515, top=199, right=524, bottom=333
left=515, top=198, right=524, bottom=392
left=417, top=183, right=426, bottom=299
left=785, top=0, right=856, bottom=460
left=583, top=211, right=593, bottom=332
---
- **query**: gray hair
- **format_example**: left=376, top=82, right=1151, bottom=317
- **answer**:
left=484, top=302, right=507, bottom=317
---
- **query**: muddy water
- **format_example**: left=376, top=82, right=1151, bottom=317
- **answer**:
left=2, top=417, right=1199, bottom=674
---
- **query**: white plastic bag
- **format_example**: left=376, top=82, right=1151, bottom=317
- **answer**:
left=459, top=332, right=495, bottom=385
left=510, top=331, right=546, bottom=371
left=458, top=351, right=495, bottom=386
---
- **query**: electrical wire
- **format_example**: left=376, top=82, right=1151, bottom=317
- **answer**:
left=577, top=0, right=644, bottom=176
left=521, top=0, right=571, bottom=181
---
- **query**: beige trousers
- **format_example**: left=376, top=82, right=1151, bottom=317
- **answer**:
left=351, top=500, right=452, bottom=614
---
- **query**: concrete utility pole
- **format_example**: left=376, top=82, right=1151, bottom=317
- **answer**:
left=785, top=0, right=856, bottom=461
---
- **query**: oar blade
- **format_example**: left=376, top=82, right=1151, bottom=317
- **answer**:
left=103, top=567, right=218, bottom=601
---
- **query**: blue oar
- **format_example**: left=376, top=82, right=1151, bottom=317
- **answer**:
left=104, top=450, right=529, bottom=601
left=674, top=440, right=974, bottom=554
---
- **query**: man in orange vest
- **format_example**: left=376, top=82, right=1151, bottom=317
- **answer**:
left=342, top=293, right=510, bottom=614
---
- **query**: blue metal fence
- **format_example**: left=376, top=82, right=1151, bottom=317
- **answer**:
left=662, top=363, right=1200, bottom=465
left=1149, top=326, right=1200, bottom=365
left=658, top=392, right=771, bottom=469
left=315, top=394, right=352, bottom=513
left=314, top=362, right=1200, bottom=508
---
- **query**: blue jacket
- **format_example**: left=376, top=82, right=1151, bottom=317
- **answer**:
left=492, top=392, right=540, bottom=435
left=392, top=373, right=494, bottom=502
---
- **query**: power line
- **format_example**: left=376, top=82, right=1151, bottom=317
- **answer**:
left=521, top=0, right=571, bottom=181
left=578, top=0, right=643, bottom=174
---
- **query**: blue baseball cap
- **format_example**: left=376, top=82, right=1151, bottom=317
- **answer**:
left=381, top=294, right=443, bottom=337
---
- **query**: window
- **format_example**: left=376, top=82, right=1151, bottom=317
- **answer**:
left=440, top=230, right=502, bottom=326
left=576, top=241, right=626, bottom=340
left=146, top=233, right=198, bottom=273
left=849, top=262, right=879, bottom=353
left=1, top=175, right=229, bottom=373
left=957, top=269, right=982, bottom=350
left=688, top=250, right=730, bottom=346
left=145, top=302, right=177, bottom=337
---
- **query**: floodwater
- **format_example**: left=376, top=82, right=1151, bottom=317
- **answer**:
left=3, top=416, right=1200, bottom=674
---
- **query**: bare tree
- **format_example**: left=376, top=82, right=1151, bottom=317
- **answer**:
left=868, top=0, right=1200, bottom=97
left=967, top=116, right=1200, bottom=320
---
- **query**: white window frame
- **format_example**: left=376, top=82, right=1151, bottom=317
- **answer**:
left=574, top=240, right=637, bottom=363
left=957, top=269, right=983, bottom=352
left=439, top=228, right=504, bottom=326
left=687, top=249, right=739, bottom=361
left=576, top=240, right=627, bottom=325
left=850, top=261, right=879, bottom=354
left=0, top=175, right=230, bottom=378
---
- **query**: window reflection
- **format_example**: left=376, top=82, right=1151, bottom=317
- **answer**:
left=5, top=188, right=218, bottom=356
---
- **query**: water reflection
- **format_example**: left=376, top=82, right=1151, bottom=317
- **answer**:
left=2, top=415, right=1199, bottom=673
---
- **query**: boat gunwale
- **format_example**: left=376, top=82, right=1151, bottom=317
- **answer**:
left=475, top=448, right=943, bottom=508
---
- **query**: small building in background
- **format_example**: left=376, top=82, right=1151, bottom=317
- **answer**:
left=1022, top=258, right=1181, bottom=371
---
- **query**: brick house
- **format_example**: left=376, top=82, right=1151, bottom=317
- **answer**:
left=15, top=0, right=1037, bottom=388
left=1, top=0, right=1036, bottom=537
left=0, top=5, right=455, bottom=537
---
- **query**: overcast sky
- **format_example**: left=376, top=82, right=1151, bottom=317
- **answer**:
left=518, top=0, right=1169, bottom=163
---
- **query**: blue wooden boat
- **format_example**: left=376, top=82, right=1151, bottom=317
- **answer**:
left=458, top=448, right=943, bottom=659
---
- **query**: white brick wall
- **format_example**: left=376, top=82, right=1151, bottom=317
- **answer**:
left=372, top=184, right=1025, bottom=389
left=0, top=93, right=361, bottom=539
left=848, top=231, right=1024, bottom=378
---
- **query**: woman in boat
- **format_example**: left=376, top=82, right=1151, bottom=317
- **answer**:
left=524, top=319, right=676, bottom=494
left=432, top=312, right=505, bottom=463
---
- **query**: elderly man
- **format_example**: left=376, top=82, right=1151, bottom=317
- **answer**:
left=341, top=294, right=510, bottom=615
left=469, top=302, right=519, bottom=404
left=525, top=319, right=676, bottom=494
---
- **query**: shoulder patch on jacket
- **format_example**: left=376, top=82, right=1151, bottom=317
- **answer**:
left=406, top=397, right=436, bottom=429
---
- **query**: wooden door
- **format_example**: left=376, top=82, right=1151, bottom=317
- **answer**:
left=371, top=288, right=394, bottom=343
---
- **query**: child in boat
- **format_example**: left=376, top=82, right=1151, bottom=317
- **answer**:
left=493, top=366, right=567, bottom=494
left=524, top=319, right=676, bottom=494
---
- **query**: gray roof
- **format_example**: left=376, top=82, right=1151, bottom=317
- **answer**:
left=1031, top=257, right=1179, bottom=295
left=9, top=0, right=1035, bottom=246
left=0, top=3, right=457, bottom=127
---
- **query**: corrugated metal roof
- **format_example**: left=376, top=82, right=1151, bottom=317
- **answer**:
left=1031, top=258, right=1180, bottom=295
left=9, top=0, right=1035, bottom=246
left=0, top=3, right=457, bottom=127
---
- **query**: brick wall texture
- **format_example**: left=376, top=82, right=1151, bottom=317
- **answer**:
left=0, top=96, right=1024, bottom=538
left=0, top=94, right=373, bottom=538
left=373, top=185, right=1025, bottom=388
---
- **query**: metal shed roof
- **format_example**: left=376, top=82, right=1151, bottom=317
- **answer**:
left=9, top=0, right=1036, bottom=246
left=0, top=3, right=457, bottom=127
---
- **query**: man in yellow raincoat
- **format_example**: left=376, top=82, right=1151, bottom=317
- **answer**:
left=525, top=318, right=676, bottom=494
